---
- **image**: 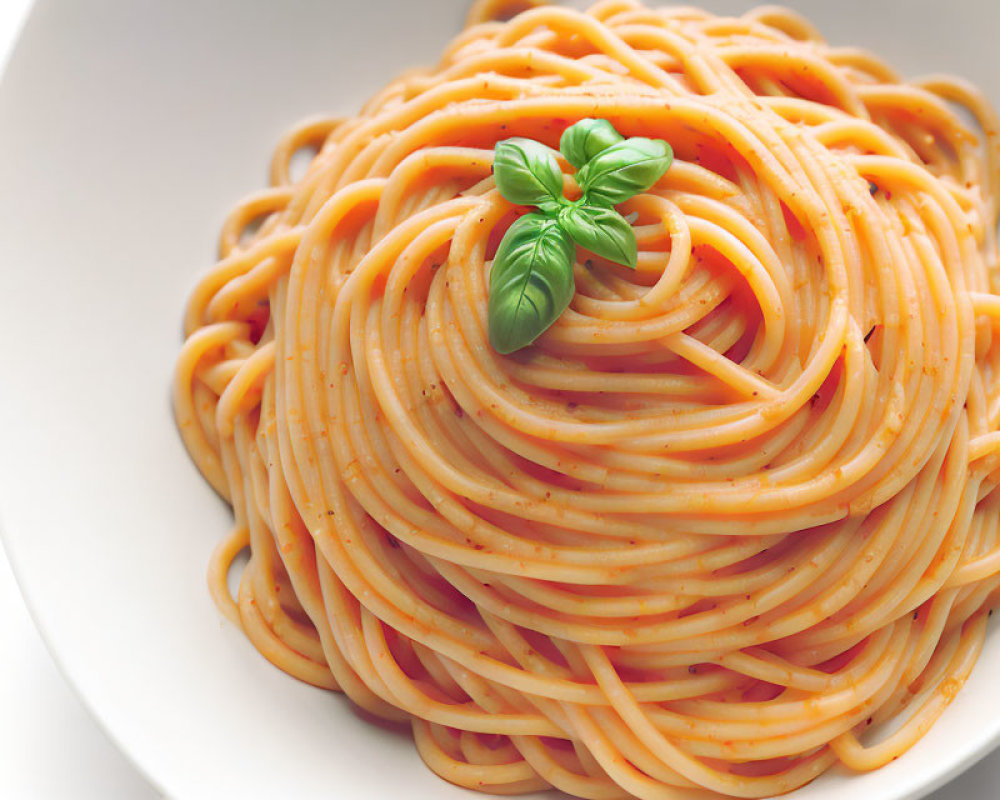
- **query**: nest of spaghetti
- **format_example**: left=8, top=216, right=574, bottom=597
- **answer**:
left=175, top=1, right=1000, bottom=797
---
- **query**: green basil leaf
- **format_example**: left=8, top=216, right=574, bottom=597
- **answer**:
left=493, top=137, right=565, bottom=207
left=559, top=118, right=625, bottom=169
left=536, top=197, right=563, bottom=216
left=489, top=213, right=576, bottom=354
left=576, top=137, right=673, bottom=206
left=559, top=205, right=638, bottom=268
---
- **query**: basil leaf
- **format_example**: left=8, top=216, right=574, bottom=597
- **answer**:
left=493, top=137, right=565, bottom=207
left=559, top=205, right=638, bottom=268
left=536, top=197, right=562, bottom=216
left=576, top=137, right=673, bottom=206
left=559, top=119, right=624, bottom=169
left=488, top=213, right=576, bottom=354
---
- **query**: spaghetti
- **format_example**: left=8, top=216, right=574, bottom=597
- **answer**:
left=174, top=1, right=1000, bottom=796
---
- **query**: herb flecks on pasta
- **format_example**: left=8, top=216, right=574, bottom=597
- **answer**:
left=174, top=2, right=1000, bottom=798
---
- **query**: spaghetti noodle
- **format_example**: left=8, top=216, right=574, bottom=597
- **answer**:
left=174, top=1, right=1000, bottom=796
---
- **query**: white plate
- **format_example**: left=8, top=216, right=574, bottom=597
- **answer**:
left=1, top=1, right=999, bottom=798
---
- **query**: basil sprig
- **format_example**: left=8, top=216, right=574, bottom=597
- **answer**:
left=488, top=119, right=673, bottom=354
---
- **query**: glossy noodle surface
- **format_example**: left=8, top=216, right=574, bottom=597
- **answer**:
left=174, top=2, right=1000, bottom=796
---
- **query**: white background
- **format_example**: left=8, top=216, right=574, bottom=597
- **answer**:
left=0, top=2, right=998, bottom=798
